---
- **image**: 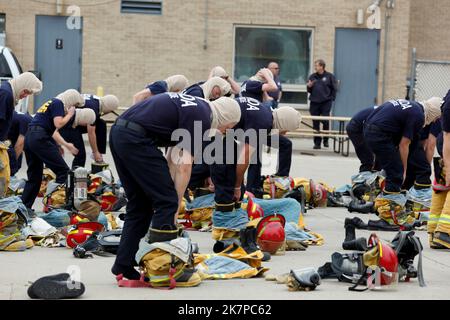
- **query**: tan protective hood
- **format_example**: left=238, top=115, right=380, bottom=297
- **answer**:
left=272, top=106, right=302, bottom=132
left=72, top=108, right=96, bottom=128
left=200, top=77, right=231, bottom=101
left=99, top=95, right=119, bottom=114
left=56, top=89, right=84, bottom=112
left=421, top=97, right=443, bottom=126
left=8, top=72, right=42, bottom=102
left=209, top=97, right=241, bottom=130
left=165, top=75, right=189, bottom=92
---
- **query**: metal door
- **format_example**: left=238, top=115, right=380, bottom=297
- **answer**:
left=35, top=15, right=82, bottom=110
left=333, top=28, right=380, bottom=117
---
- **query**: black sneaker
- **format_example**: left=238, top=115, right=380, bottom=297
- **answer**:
left=28, top=274, right=85, bottom=299
left=28, top=273, right=71, bottom=299
left=313, top=145, right=321, bottom=150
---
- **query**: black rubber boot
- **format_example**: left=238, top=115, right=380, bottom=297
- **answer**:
left=348, top=200, right=375, bottom=214
left=240, top=227, right=271, bottom=261
left=213, top=239, right=239, bottom=253
left=344, top=224, right=356, bottom=242
left=73, top=231, right=101, bottom=258
left=111, top=263, right=140, bottom=280
left=345, top=217, right=368, bottom=230
left=147, top=225, right=179, bottom=244
left=342, top=238, right=368, bottom=251
left=367, top=219, right=400, bottom=231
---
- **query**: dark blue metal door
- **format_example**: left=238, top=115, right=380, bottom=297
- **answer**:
left=35, top=15, right=82, bottom=110
left=333, top=28, right=380, bottom=118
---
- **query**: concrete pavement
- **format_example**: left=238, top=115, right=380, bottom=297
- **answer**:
left=1, top=140, right=449, bottom=300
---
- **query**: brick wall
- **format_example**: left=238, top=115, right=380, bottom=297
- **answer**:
left=0, top=0, right=413, bottom=109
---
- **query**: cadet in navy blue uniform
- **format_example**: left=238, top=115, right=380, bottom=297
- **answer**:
left=0, top=72, right=42, bottom=196
left=239, top=68, right=278, bottom=103
left=132, top=74, right=188, bottom=104
left=210, top=97, right=273, bottom=209
left=240, top=68, right=293, bottom=187
left=59, top=94, right=119, bottom=167
left=403, top=118, right=442, bottom=190
left=21, top=89, right=85, bottom=209
left=7, top=111, right=32, bottom=176
left=364, top=98, right=442, bottom=194
left=215, top=98, right=300, bottom=205
left=346, top=106, right=377, bottom=172
left=109, top=93, right=240, bottom=280
left=307, top=59, right=338, bottom=149
left=182, top=76, right=231, bottom=101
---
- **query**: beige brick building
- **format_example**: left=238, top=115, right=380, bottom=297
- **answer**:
left=0, top=0, right=448, bottom=113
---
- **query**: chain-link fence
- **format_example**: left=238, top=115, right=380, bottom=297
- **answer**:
left=409, top=48, right=450, bottom=101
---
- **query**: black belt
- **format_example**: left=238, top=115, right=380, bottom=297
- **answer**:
left=28, top=126, right=46, bottom=131
left=115, top=119, right=147, bottom=136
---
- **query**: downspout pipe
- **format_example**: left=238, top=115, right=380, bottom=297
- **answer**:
left=203, top=0, right=208, bottom=50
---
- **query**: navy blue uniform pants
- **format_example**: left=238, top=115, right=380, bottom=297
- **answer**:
left=310, top=100, right=332, bottom=146
left=109, top=124, right=178, bottom=270
left=364, top=124, right=403, bottom=193
left=403, top=139, right=431, bottom=190
left=246, top=134, right=292, bottom=194
left=346, top=120, right=375, bottom=172
left=210, top=136, right=243, bottom=205
left=21, top=126, right=70, bottom=209
left=7, top=147, right=24, bottom=176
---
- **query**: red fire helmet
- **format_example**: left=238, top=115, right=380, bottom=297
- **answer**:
left=66, top=222, right=104, bottom=248
left=256, top=214, right=286, bottom=254
left=247, top=194, right=264, bottom=221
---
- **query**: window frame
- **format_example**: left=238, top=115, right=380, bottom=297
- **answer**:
left=232, top=24, right=314, bottom=110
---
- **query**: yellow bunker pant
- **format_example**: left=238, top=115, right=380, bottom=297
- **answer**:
left=429, top=189, right=450, bottom=236
left=0, top=145, right=10, bottom=197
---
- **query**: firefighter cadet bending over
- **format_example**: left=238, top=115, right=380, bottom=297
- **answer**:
left=109, top=92, right=241, bottom=281
left=0, top=72, right=42, bottom=196
left=59, top=94, right=119, bottom=167
left=429, top=89, right=450, bottom=249
left=7, top=111, right=33, bottom=176
left=133, top=74, right=189, bottom=104
left=182, top=76, right=231, bottom=101
left=241, top=68, right=292, bottom=193
left=210, top=97, right=301, bottom=251
left=21, top=90, right=95, bottom=210
left=363, top=97, right=442, bottom=229
left=346, top=106, right=378, bottom=172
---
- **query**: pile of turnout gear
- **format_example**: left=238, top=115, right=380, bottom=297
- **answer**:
left=2, top=164, right=126, bottom=255
left=328, top=170, right=431, bottom=232
left=319, top=229, right=425, bottom=291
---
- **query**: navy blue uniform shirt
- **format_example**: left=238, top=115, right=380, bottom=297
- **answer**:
left=0, top=82, right=15, bottom=141
left=8, top=111, right=32, bottom=146
left=120, top=93, right=212, bottom=157
left=234, top=97, right=273, bottom=146
left=31, top=98, right=65, bottom=134
left=146, top=80, right=168, bottom=95
left=365, top=99, right=424, bottom=142
left=82, top=94, right=101, bottom=123
left=352, top=106, right=377, bottom=125
left=267, top=76, right=282, bottom=101
left=307, top=71, right=337, bottom=103
left=240, top=80, right=264, bottom=102
left=441, top=89, right=450, bottom=133
left=182, top=83, right=205, bottom=99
